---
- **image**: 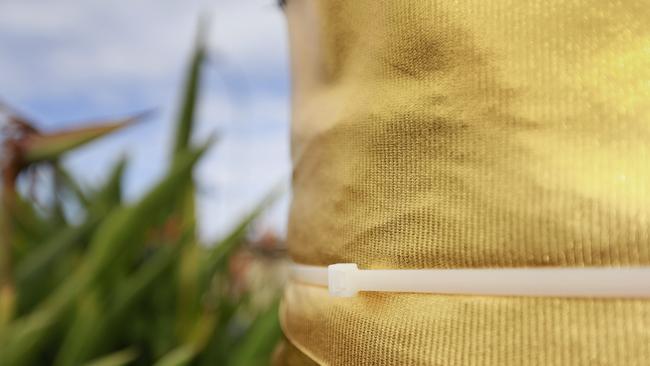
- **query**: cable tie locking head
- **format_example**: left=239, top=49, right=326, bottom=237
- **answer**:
left=328, top=263, right=359, bottom=297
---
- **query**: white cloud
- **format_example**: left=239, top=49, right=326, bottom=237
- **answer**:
left=0, top=0, right=288, bottom=98
left=196, top=91, right=291, bottom=239
left=196, top=139, right=291, bottom=240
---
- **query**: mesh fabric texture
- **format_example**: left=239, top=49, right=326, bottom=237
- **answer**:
left=281, top=0, right=650, bottom=364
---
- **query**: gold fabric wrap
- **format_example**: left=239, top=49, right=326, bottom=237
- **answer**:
left=281, top=0, right=650, bottom=364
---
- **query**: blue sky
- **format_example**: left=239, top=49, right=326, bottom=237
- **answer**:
left=0, top=0, right=291, bottom=240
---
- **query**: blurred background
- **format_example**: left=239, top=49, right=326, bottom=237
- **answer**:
left=0, top=1, right=291, bottom=365
left=0, top=0, right=291, bottom=240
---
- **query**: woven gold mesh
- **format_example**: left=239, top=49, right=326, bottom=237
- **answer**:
left=281, top=0, right=650, bottom=364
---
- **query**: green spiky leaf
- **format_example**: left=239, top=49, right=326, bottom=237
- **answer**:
left=82, top=349, right=137, bottom=366
left=22, top=112, right=150, bottom=164
left=0, top=143, right=209, bottom=366
left=200, top=186, right=282, bottom=286
left=172, top=23, right=207, bottom=156
left=228, top=301, right=282, bottom=366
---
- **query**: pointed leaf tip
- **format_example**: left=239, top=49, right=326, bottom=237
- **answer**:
left=22, top=112, right=151, bottom=164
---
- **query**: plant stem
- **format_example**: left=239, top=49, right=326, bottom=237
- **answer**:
left=0, top=158, right=17, bottom=328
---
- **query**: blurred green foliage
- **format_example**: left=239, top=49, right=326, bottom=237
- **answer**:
left=0, top=27, right=284, bottom=366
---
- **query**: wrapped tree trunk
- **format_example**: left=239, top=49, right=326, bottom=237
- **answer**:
left=280, top=0, right=650, bottom=365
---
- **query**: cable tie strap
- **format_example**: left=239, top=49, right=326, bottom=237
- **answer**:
left=291, top=262, right=650, bottom=298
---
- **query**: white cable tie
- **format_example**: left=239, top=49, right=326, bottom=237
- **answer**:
left=290, top=263, right=650, bottom=298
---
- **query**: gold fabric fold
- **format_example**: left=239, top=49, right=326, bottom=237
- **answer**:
left=281, top=282, right=650, bottom=365
left=282, top=0, right=650, bottom=364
